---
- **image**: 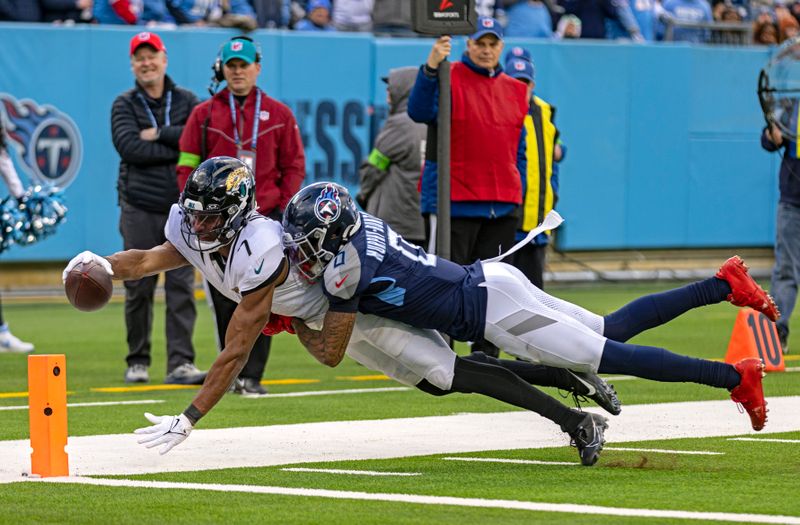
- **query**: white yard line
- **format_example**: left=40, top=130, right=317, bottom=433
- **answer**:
left=39, top=477, right=800, bottom=524
left=281, top=467, right=420, bottom=476
left=0, top=400, right=164, bottom=411
left=728, top=438, right=800, bottom=444
left=603, top=447, right=724, bottom=455
left=261, top=387, right=410, bottom=398
left=0, top=396, right=798, bottom=483
left=442, top=457, right=578, bottom=466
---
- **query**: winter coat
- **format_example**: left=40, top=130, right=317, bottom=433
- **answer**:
left=358, top=67, right=426, bottom=242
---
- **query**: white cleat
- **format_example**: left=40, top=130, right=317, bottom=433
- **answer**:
left=0, top=329, right=34, bottom=353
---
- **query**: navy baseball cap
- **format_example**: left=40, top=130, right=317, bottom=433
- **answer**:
left=221, top=38, right=259, bottom=64
left=471, top=16, right=503, bottom=40
left=506, top=57, right=535, bottom=83
left=505, top=46, right=531, bottom=64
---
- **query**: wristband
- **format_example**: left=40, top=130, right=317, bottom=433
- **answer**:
left=423, top=64, right=439, bottom=77
left=183, top=403, right=203, bottom=425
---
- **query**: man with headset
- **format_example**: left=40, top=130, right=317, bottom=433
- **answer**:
left=176, top=35, right=306, bottom=396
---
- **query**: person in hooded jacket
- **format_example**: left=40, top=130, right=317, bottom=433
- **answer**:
left=357, top=67, right=426, bottom=247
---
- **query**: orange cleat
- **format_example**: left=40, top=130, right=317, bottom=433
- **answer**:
left=716, top=256, right=780, bottom=322
left=730, top=358, right=768, bottom=431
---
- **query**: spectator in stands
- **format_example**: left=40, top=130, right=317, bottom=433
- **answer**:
left=93, top=0, right=140, bottom=23
left=505, top=54, right=564, bottom=289
left=357, top=67, right=426, bottom=247
left=711, top=0, right=747, bottom=44
left=659, top=0, right=713, bottom=42
left=713, top=1, right=744, bottom=22
left=294, top=0, right=335, bottom=31
left=0, top=0, right=41, bottom=20
left=167, top=0, right=257, bottom=30
left=332, top=0, right=373, bottom=32
left=408, top=17, right=528, bottom=357
left=250, top=0, right=289, bottom=28
left=176, top=36, right=306, bottom=396
left=776, top=5, right=800, bottom=41
left=559, top=0, right=644, bottom=40
left=790, top=1, right=800, bottom=26
left=607, top=0, right=654, bottom=40
left=761, top=119, right=800, bottom=354
left=111, top=32, right=204, bottom=384
left=372, top=0, right=414, bottom=37
left=555, top=13, right=582, bottom=38
left=503, top=0, right=553, bottom=38
left=41, top=0, right=94, bottom=23
left=753, top=17, right=779, bottom=44
left=0, top=123, right=34, bottom=354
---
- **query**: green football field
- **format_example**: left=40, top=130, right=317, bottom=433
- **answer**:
left=0, top=283, right=798, bottom=524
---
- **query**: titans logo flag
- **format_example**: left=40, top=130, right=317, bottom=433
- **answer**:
left=0, top=93, right=83, bottom=189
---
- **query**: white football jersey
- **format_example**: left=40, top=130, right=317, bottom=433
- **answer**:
left=165, top=205, right=328, bottom=328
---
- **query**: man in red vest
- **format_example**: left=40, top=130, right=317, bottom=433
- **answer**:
left=408, top=16, right=529, bottom=357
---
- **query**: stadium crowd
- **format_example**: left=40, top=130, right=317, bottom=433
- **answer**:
left=0, top=0, right=797, bottom=45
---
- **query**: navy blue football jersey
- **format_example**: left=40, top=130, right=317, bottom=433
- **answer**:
left=322, top=213, right=487, bottom=341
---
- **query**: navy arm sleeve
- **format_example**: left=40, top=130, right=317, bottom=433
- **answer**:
left=407, top=66, right=440, bottom=124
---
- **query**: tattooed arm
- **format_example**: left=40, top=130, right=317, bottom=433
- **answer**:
left=292, top=311, right=356, bottom=367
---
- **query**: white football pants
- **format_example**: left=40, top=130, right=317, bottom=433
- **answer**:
left=481, top=262, right=608, bottom=373
left=346, top=314, right=457, bottom=391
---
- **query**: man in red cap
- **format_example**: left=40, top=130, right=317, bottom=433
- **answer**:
left=110, top=32, right=206, bottom=385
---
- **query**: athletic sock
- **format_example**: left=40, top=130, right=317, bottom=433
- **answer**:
left=463, top=351, right=575, bottom=390
left=598, top=339, right=741, bottom=389
left=450, top=357, right=585, bottom=432
left=602, top=277, right=732, bottom=342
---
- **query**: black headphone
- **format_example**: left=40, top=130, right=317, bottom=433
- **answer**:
left=211, top=35, right=262, bottom=83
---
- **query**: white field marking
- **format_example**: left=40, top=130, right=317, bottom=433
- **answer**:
left=728, top=438, right=800, bottom=444
left=785, top=367, right=800, bottom=372
left=442, top=457, right=578, bottom=466
left=1, top=396, right=799, bottom=483
left=601, top=375, right=637, bottom=381
left=603, top=447, right=723, bottom=456
left=281, top=467, right=421, bottom=476
left=40, top=477, right=800, bottom=525
left=0, top=400, right=164, bottom=411
left=262, top=387, right=410, bottom=398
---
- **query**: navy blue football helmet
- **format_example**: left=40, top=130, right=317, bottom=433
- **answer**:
left=282, top=182, right=361, bottom=281
left=179, top=156, right=256, bottom=252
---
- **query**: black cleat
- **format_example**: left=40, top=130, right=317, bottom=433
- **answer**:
left=567, top=412, right=608, bottom=466
left=566, top=370, right=622, bottom=416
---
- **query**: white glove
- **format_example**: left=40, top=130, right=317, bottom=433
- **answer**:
left=62, top=250, right=114, bottom=283
left=134, top=412, right=193, bottom=455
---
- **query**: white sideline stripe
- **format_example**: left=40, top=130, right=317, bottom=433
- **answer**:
left=40, top=477, right=800, bottom=524
left=604, top=447, right=724, bottom=456
left=1, top=397, right=799, bottom=482
left=263, top=387, right=410, bottom=398
left=281, top=467, right=421, bottom=477
left=442, top=457, right=577, bottom=466
left=728, top=438, right=800, bottom=444
left=0, top=400, right=164, bottom=411
left=785, top=367, right=800, bottom=372
left=601, top=375, right=637, bottom=381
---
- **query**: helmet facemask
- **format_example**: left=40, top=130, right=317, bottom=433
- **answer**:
left=283, top=227, right=334, bottom=282
left=180, top=203, right=243, bottom=253
left=282, top=182, right=362, bottom=283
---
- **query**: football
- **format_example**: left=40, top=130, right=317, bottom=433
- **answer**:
left=64, top=261, right=113, bottom=312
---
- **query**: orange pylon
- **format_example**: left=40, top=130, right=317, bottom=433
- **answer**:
left=28, top=354, right=69, bottom=477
